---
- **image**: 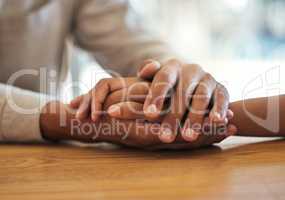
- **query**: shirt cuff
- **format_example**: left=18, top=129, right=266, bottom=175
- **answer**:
left=0, top=86, right=52, bottom=142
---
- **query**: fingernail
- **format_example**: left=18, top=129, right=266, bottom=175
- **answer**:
left=183, top=128, right=200, bottom=142
left=224, top=118, right=229, bottom=124
left=76, top=111, right=81, bottom=119
left=108, top=105, right=121, bottom=116
left=146, top=104, right=159, bottom=117
left=160, top=128, right=174, bottom=143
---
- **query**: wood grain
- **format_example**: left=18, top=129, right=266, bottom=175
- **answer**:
left=0, top=137, right=285, bottom=200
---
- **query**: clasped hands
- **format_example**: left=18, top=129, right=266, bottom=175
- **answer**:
left=70, top=59, right=237, bottom=149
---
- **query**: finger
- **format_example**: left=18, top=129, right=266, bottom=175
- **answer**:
left=182, top=74, right=217, bottom=142
left=182, top=117, right=226, bottom=148
left=158, top=93, right=181, bottom=144
left=158, top=66, right=206, bottom=144
left=76, top=94, right=91, bottom=120
left=210, top=84, right=230, bottom=123
left=104, top=82, right=150, bottom=109
left=108, top=102, right=145, bottom=120
left=205, top=117, right=232, bottom=137
left=129, top=121, right=163, bottom=148
left=143, top=59, right=181, bottom=120
left=226, top=124, right=238, bottom=137
left=162, top=118, right=237, bottom=149
left=204, top=109, right=234, bottom=127
left=158, top=79, right=194, bottom=143
left=91, top=78, right=141, bottom=122
left=108, top=101, right=164, bottom=121
left=70, top=95, right=84, bottom=109
left=137, top=59, right=161, bottom=80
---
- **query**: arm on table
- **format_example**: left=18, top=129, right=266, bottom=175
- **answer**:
left=230, top=95, right=285, bottom=137
left=0, top=84, right=51, bottom=142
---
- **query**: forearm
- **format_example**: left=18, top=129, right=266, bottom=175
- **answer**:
left=0, top=84, right=51, bottom=142
left=229, top=95, right=285, bottom=137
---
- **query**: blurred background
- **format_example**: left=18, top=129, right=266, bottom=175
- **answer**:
left=71, top=0, right=285, bottom=102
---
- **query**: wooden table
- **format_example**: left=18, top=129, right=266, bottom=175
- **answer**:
left=0, top=137, right=285, bottom=200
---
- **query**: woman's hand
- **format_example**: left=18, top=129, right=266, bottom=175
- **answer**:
left=137, top=59, right=235, bottom=143
left=40, top=100, right=164, bottom=149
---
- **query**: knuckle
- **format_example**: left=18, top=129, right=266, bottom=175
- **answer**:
left=166, top=58, right=182, bottom=66
left=183, top=63, right=202, bottom=72
left=198, top=94, right=212, bottom=103
left=184, top=82, right=198, bottom=96
left=137, top=81, right=151, bottom=88
left=96, top=78, right=110, bottom=88
left=156, top=70, right=171, bottom=81
left=130, top=82, right=150, bottom=94
left=203, top=73, right=214, bottom=81
left=155, top=72, right=176, bottom=88
left=215, top=103, right=224, bottom=112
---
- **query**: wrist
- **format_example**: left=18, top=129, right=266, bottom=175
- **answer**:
left=40, top=101, right=66, bottom=142
left=40, top=101, right=105, bottom=143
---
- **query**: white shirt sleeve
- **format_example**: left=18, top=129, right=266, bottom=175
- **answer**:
left=0, top=84, right=52, bottom=142
left=74, top=0, right=178, bottom=76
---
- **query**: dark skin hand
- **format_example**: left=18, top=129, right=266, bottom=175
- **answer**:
left=40, top=100, right=163, bottom=149
left=70, top=59, right=235, bottom=144
left=41, top=101, right=234, bottom=150
left=104, top=82, right=236, bottom=149
left=41, top=101, right=233, bottom=150
left=138, top=60, right=232, bottom=143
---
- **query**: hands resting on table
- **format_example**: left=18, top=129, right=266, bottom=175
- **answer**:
left=41, top=59, right=238, bottom=150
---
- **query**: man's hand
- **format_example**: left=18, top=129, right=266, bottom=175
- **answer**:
left=137, top=59, right=235, bottom=143
left=106, top=88, right=237, bottom=149
left=69, top=78, right=150, bottom=121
